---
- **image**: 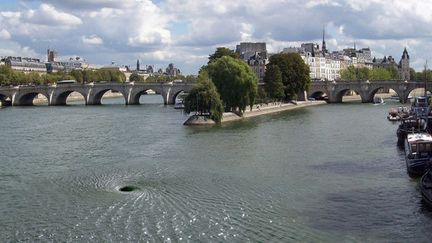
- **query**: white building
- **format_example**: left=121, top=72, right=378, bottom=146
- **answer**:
left=301, top=54, right=341, bottom=81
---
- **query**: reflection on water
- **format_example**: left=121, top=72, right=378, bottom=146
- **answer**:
left=0, top=97, right=431, bottom=241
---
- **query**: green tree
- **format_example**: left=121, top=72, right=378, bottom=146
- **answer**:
left=70, top=70, right=84, bottom=83
left=208, top=47, right=240, bottom=64
left=386, top=67, right=399, bottom=79
left=410, top=68, right=417, bottom=81
left=129, top=72, right=144, bottom=82
left=267, top=53, right=310, bottom=100
left=185, top=75, right=198, bottom=83
left=206, top=56, right=258, bottom=114
left=356, top=67, right=370, bottom=80
left=184, top=72, right=224, bottom=123
left=145, top=75, right=157, bottom=82
left=264, top=65, right=285, bottom=100
left=369, top=68, right=391, bottom=80
left=340, top=66, right=357, bottom=80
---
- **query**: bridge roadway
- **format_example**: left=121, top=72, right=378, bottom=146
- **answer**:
left=308, top=80, right=430, bottom=103
left=0, top=82, right=193, bottom=106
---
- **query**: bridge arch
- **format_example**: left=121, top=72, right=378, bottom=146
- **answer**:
left=366, top=87, right=402, bottom=103
left=51, top=90, right=87, bottom=105
left=335, top=88, right=363, bottom=103
left=16, top=91, right=49, bottom=106
left=0, top=92, right=11, bottom=106
left=169, top=89, right=188, bottom=105
left=90, top=88, right=128, bottom=105
left=404, top=87, right=432, bottom=101
left=309, top=90, right=328, bottom=101
left=129, top=87, right=164, bottom=105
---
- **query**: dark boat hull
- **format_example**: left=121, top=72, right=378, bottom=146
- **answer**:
left=420, top=170, right=432, bottom=208
left=406, top=158, right=429, bottom=177
left=397, top=129, right=406, bottom=147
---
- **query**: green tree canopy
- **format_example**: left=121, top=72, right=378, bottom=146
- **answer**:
left=340, top=66, right=400, bottom=80
left=264, top=65, right=285, bottom=100
left=0, top=66, right=129, bottom=86
left=184, top=72, right=224, bottom=123
left=208, top=47, right=240, bottom=64
left=129, top=73, right=145, bottom=82
left=267, top=53, right=310, bottom=100
left=206, top=56, right=258, bottom=114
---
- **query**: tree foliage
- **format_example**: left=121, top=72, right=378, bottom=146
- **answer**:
left=411, top=68, right=432, bottom=82
left=184, top=72, right=224, bottom=123
left=208, top=47, right=240, bottom=64
left=266, top=53, right=310, bottom=100
left=264, top=65, right=285, bottom=100
left=206, top=56, right=258, bottom=114
left=340, top=66, right=400, bottom=80
left=145, top=74, right=197, bottom=83
left=129, top=72, right=145, bottom=82
left=0, top=65, right=127, bottom=86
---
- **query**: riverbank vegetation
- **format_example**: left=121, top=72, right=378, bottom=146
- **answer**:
left=184, top=72, right=224, bottom=123
left=144, top=74, right=198, bottom=83
left=185, top=48, right=313, bottom=122
left=340, top=66, right=399, bottom=80
left=264, top=53, right=311, bottom=101
left=0, top=65, right=126, bottom=86
left=206, top=56, right=258, bottom=114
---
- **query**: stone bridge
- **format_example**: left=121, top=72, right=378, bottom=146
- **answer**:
left=0, top=82, right=193, bottom=106
left=308, top=80, right=430, bottom=103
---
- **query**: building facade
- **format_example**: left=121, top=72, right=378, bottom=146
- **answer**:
left=236, top=42, right=268, bottom=82
left=372, top=48, right=410, bottom=80
left=399, top=48, right=410, bottom=80
left=4, top=56, right=47, bottom=72
left=165, top=63, right=181, bottom=76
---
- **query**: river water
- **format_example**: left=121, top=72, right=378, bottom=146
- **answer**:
left=0, top=96, right=431, bottom=242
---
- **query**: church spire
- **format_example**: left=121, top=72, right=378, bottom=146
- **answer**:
left=322, top=27, right=327, bottom=54
left=402, top=47, right=410, bottom=59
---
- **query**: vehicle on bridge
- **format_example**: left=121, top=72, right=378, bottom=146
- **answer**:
left=56, top=80, right=77, bottom=84
left=404, top=133, right=432, bottom=177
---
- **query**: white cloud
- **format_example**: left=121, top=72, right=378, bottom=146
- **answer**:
left=0, top=29, right=11, bottom=40
left=81, top=35, right=103, bottom=45
left=81, top=0, right=171, bottom=47
left=22, top=4, right=82, bottom=26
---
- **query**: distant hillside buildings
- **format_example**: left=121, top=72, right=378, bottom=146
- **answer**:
left=234, top=31, right=411, bottom=82
left=133, top=59, right=181, bottom=79
left=281, top=31, right=410, bottom=81
left=0, top=49, right=98, bottom=74
left=0, top=49, right=184, bottom=82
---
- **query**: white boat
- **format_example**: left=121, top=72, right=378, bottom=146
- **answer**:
left=174, top=99, right=184, bottom=109
left=373, top=96, right=384, bottom=104
left=404, top=133, right=432, bottom=177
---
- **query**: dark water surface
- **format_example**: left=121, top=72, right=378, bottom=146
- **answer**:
left=0, top=96, right=431, bottom=242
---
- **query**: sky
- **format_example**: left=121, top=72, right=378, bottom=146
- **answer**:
left=0, top=0, right=431, bottom=74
